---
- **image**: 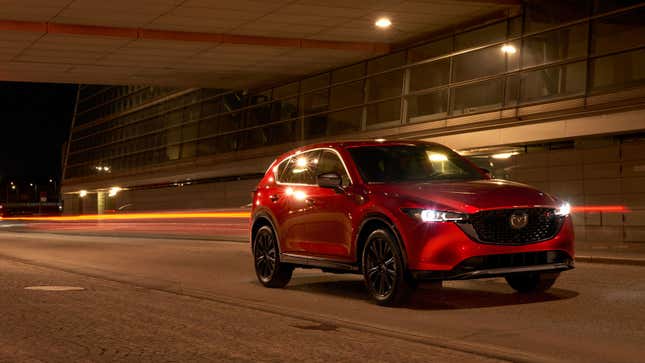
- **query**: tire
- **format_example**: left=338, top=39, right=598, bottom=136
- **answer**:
left=362, top=229, right=415, bottom=306
left=505, top=272, right=559, bottom=293
left=253, top=226, right=293, bottom=288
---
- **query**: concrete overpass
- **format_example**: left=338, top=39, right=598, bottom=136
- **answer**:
left=0, top=0, right=517, bottom=88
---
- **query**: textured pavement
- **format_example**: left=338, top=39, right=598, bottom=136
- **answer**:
left=0, top=231, right=644, bottom=362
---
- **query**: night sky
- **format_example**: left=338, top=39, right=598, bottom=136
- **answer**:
left=0, top=82, right=77, bottom=181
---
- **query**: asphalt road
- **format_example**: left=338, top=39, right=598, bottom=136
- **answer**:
left=0, top=231, right=643, bottom=363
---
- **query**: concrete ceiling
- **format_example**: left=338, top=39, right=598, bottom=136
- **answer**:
left=0, top=0, right=518, bottom=89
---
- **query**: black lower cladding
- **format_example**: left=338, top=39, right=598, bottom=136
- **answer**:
left=412, top=251, right=573, bottom=281
left=465, top=208, right=564, bottom=245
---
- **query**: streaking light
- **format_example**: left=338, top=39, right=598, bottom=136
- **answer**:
left=79, top=190, right=88, bottom=198
left=0, top=211, right=251, bottom=222
left=571, top=205, right=629, bottom=213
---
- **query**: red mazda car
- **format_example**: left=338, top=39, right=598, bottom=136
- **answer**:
left=250, top=140, right=574, bottom=305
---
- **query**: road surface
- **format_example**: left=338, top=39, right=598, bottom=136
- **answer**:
left=0, top=230, right=643, bottom=362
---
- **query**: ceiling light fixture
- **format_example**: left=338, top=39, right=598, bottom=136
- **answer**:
left=501, top=44, right=517, bottom=54
left=375, top=17, right=392, bottom=29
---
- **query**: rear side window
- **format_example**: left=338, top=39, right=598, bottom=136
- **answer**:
left=277, top=150, right=321, bottom=185
left=316, top=150, right=351, bottom=186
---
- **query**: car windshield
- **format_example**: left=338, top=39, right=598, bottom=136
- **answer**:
left=348, top=144, right=484, bottom=183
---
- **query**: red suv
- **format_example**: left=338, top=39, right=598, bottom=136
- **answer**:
left=250, top=140, right=574, bottom=305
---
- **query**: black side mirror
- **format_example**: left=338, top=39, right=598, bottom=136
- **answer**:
left=318, top=172, right=343, bottom=191
left=479, top=168, right=492, bottom=178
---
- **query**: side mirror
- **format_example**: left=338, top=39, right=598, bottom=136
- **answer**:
left=479, top=168, right=492, bottom=178
left=318, top=172, right=342, bottom=190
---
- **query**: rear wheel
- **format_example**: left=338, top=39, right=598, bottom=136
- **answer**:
left=505, top=272, right=559, bottom=293
left=362, top=229, right=415, bottom=306
left=253, top=226, right=293, bottom=288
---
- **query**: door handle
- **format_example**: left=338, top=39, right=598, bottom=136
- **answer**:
left=305, top=198, right=315, bottom=206
left=269, top=194, right=280, bottom=202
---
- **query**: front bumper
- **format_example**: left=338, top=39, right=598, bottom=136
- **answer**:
left=411, top=250, right=574, bottom=281
left=399, top=215, right=575, bottom=272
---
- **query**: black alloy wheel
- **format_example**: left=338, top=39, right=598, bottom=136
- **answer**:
left=253, top=226, right=292, bottom=288
left=362, top=229, right=414, bottom=306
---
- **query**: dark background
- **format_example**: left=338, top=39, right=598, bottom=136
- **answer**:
left=0, top=82, right=77, bottom=180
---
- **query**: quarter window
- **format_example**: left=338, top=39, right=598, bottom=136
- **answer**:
left=278, top=150, right=321, bottom=185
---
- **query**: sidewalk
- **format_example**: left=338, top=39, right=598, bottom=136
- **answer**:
left=576, top=241, right=645, bottom=266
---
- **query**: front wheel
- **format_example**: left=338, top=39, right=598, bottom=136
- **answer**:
left=253, top=226, right=293, bottom=288
left=505, top=272, right=559, bottom=293
left=362, top=229, right=415, bottom=306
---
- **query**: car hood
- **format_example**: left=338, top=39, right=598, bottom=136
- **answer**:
left=370, top=179, right=560, bottom=213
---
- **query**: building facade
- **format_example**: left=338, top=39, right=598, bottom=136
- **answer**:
left=63, top=0, right=645, bottom=246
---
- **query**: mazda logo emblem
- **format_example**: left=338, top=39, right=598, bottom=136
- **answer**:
left=509, top=212, right=529, bottom=229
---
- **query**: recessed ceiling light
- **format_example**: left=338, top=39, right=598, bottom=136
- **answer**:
left=375, top=17, right=392, bottom=29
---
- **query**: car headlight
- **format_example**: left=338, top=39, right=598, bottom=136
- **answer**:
left=555, top=202, right=571, bottom=216
left=403, top=208, right=467, bottom=222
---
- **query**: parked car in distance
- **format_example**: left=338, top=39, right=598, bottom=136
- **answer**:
left=250, top=140, right=574, bottom=306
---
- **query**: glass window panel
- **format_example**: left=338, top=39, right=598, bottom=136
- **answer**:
left=271, top=97, right=298, bottom=121
left=222, top=92, right=246, bottom=111
left=366, top=99, right=401, bottom=127
left=273, top=82, right=299, bottom=99
left=238, top=129, right=265, bottom=150
left=509, top=16, right=523, bottom=37
left=450, top=78, right=504, bottom=115
left=367, top=51, right=405, bottom=74
left=593, top=0, right=643, bottom=14
left=304, top=114, right=329, bottom=140
left=327, top=107, right=362, bottom=136
left=197, top=138, right=217, bottom=156
left=181, top=142, right=196, bottom=159
left=216, top=134, right=238, bottom=153
left=250, top=90, right=271, bottom=104
left=167, top=128, right=181, bottom=144
left=453, top=42, right=518, bottom=82
left=366, top=70, right=403, bottom=101
left=332, top=63, right=365, bottom=83
left=301, top=73, right=330, bottom=92
left=301, top=90, right=329, bottom=115
left=280, top=150, right=321, bottom=185
left=455, top=21, right=507, bottom=50
left=182, top=124, right=198, bottom=141
left=408, top=38, right=452, bottom=63
left=505, top=75, right=521, bottom=106
left=263, top=120, right=299, bottom=145
left=524, top=0, right=591, bottom=33
left=409, top=58, right=450, bottom=92
left=406, top=90, right=448, bottom=122
left=166, top=145, right=180, bottom=160
left=219, top=112, right=243, bottom=132
left=522, top=24, right=588, bottom=68
left=590, top=48, right=645, bottom=92
left=591, top=7, right=645, bottom=55
left=520, top=61, right=586, bottom=103
left=246, top=104, right=271, bottom=127
left=330, top=81, right=364, bottom=109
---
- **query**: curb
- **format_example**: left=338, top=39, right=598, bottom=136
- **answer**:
left=576, top=255, right=645, bottom=266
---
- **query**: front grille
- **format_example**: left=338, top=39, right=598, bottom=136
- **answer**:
left=466, top=208, right=562, bottom=245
